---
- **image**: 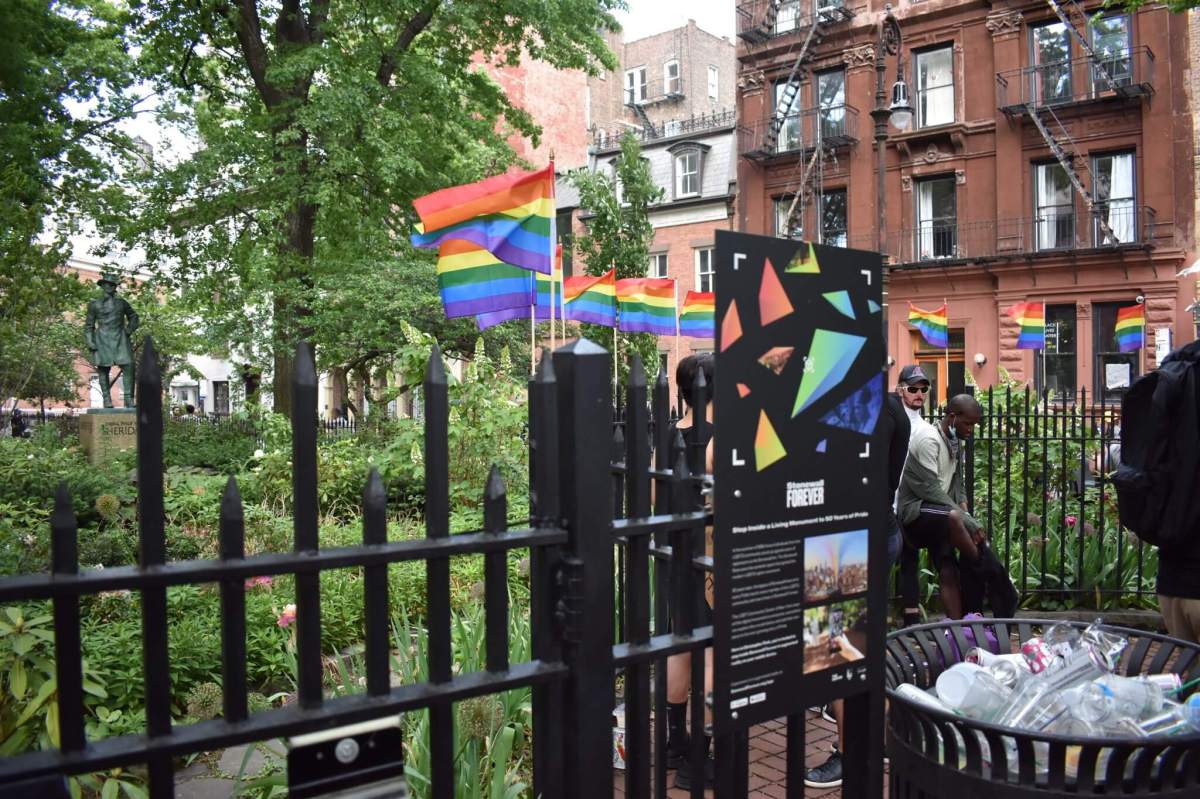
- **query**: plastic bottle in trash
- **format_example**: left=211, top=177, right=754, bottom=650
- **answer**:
left=1043, top=622, right=1081, bottom=660
left=1137, top=673, right=1182, bottom=692
left=935, top=663, right=1012, bottom=722
left=995, top=680, right=1071, bottom=732
left=1081, top=621, right=1128, bottom=671
left=894, top=683, right=958, bottom=715
left=1138, top=694, right=1200, bottom=737
left=987, top=658, right=1033, bottom=691
left=1041, top=643, right=1111, bottom=691
left=1089, top=674, right=1167, bottom=718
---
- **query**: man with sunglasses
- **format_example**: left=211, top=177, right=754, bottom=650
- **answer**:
left=896, top=364, right=932, bottom=425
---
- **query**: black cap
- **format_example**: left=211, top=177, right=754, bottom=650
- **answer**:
left=898, top=364, right=931, bottom=386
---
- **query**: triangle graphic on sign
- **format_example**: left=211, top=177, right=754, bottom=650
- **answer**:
left=754, top=410, right=787, bottom=472
left=719, top=299, right=744, bottom=352
left=791, top=330, right=867, bottom=418
left=737, top=383, right=752, bottom=398
left=757, top=346, right=794, bottom=375
left=785, top=242, right=821, bottom=274
left=868, top=299, right=882, bottom=314
left=820, top=374, right=884, bottom=435
left=759, top=258, right=794, bottom=326
left=816, top=439, right=828, bottom=453
left=822, top=291, right=856, bottom=320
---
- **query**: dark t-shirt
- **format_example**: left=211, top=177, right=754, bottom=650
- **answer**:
left=879, top=394, right=911, bottom=495
left=669, top=419, right=713, bottom=475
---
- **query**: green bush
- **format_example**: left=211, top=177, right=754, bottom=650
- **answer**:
left=161, top=418, right=259, bottom=472
left=0, top=431, right=131, bottom=528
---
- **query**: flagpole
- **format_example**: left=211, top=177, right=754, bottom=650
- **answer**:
left=613, top=324, right=619, bottom=406
left=550, top=270, right=557, bottom=352
left=943, top=297, right=950, bottom=404
left=530, top=302, right=536, bottom=377
left=674, top=282, right=680, bottom=377
left=1041, top=297, right=1048, bottom=400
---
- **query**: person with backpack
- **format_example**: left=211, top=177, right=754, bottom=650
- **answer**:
left=1114, top=339, right=1200, bottom=642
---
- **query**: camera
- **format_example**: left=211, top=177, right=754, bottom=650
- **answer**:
left=287, top=716, right=408, bottom=798
left=1135, top=294, right=1145, bottom=304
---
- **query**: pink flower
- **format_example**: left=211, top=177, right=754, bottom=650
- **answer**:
left=245, top=576, right=274, bottom=590
left=1065, top=515, right=1077, bottom=527
left=277, top=603, right=297, bottom=628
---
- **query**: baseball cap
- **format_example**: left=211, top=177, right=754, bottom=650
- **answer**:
left=898, top=364, right=931, bottom=386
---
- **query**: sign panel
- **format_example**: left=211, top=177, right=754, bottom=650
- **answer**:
left=712, top=231, right=886, bottom=734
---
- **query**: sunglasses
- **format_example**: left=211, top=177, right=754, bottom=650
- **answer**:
left=905, top=385, right=930, bottom=394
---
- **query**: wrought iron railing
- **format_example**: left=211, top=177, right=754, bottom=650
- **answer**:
left=592, top=109, right=736, bottom=150
left=996, top=46, right=1155, bottom=112
left=738, top=104, right=859, bottom=158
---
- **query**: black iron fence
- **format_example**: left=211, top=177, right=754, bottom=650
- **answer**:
left=947, top=385, right=1150, bottom=610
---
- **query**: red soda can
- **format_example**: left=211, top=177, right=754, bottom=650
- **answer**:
left=1021, top=637, right=1055, bottom=674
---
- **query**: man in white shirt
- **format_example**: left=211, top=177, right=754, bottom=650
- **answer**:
left=896, top=364, right=931, bottom=626
left=896, top=364, right=932, bottom=428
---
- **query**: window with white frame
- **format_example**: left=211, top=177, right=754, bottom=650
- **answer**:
left=1090, top=15, right=1132, bottom=92
left=915, top=47, right=954, bottom=128
left=695, top=248, right=715, bottom=292
left=774, top=0, right=800, bottom=35
left=625, top=67, right=647, bottom=104
left=915, top=176, right=957, bottom=259
left=708, top=66, right=719, bottom=100
left=664, top=60, right=681, bottom=95
left=1034, top=161, right=1074, bottom=250
left=648, top=253, right=668, bottom=279
left=774, top=195, right=801, bottom=239
left=674, top=149, right=700, bottom=198
left=1092, top=151, right=1135, bottom=244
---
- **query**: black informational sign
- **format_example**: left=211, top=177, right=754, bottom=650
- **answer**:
left=712, top=231, right=885, bottom=734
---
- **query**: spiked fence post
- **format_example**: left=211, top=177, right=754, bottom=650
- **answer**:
left=623, top=355, right=651, bottom=799
left=363, top=469, right=390, bottom=697
left=218, top=477, right=248, bottom=722
left=483, top=466, right=509, bottom=673
left=424, top=345, right=453, bottom=799
left=50, top=484, right=85, bottom=754
left=136, top=338, right=174, bottom=795
left=292, top=342, right=323, bottom=710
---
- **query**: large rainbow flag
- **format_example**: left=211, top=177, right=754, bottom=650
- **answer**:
left=617, top=278, right=676, bottom=335
left=475, top=264, right=562, bottom=330
left=411, top=165, right=555, bottom=274
left=1007, top=301, right=1046, bottom=350
left=436, top=239, right=535, bottom=319
left=908, top=302, right=949, bottom=348
left=679, top=291, right=715, bottom=338
left=1115, top=304, right=1145, bottom=352
left=563, top=270, right=617, bottom=327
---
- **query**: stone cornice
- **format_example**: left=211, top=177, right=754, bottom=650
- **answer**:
left=985, top=11, right=1024, bottom=39
left=842, top=44, right=875, bottom=71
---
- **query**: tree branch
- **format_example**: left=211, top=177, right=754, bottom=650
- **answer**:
left=234, top=0, right=284, bottom=109
left=375, top=0, right=441, bottom=87
left=307, top=0, right=330, bottom=43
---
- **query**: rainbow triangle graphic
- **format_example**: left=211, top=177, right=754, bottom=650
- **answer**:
left=720, top=299, right=744, bottom=352
left=868, top=299, right=881, bottom=314
left=737, top=383, right=752, bottom=398
left=816, top=439, right=827, bottom=453
left=822, top=291, right=855, bottom=320
left=754, top=410, right=787, bottom=471
left=759, top=258, right=794, bottom=325
left=785, top=242, right=821, bottom=274
left=757, top=346, right=795, bottom=375
left=791, top=330, right=867, bottom=418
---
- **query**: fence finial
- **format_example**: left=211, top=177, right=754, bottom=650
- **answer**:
left=536, top=348, right=556, bottom=383
left=137, top=335, right=161, bottom=393
left=485, top=464, right=506, bottom=503
left=293, top=342, right=317, bottom=388
left=220, top=475, right=243, bottom=523
left=628, top=353, right=645, bottom=389
left=364, top=467, right=386, bottom=516
left=426, top=343, right=446, bottom=385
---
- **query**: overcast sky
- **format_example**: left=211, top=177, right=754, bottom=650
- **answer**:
left=615, top=0, right=735, bottom=42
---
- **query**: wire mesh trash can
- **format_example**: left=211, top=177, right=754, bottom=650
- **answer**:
left=885, top=618, right=1200, bottom=796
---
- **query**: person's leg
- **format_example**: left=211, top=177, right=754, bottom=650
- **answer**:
left=939, top=560, right=964, bottom=620
left=97, top=367, right=113, bottom=408
left=832, top=698, right=844, bottom=750
left=120, top=362, right=136, bottom=406
left=945, top=509, right=980, bottom=563
left=665, top=653, right=690, bottom=765
left=1159, top=595, right=1200, bottom=644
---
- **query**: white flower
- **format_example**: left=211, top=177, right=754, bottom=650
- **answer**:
left=253, top=449, right=265, bottom=459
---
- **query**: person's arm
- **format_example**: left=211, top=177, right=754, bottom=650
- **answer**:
left=124, top=300, right=140, bottom=335
left=905, top=439, right=982, bottom=531
left=84, top=302, right=96, bottom=353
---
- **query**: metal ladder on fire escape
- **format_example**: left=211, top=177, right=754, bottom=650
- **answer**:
left=1028, top=0, right=1118, bottom=245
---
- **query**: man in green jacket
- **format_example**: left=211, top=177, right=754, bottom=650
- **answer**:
left=897, top=394, right=985, bottom=619
left=84, top=273, right=139, bottom=408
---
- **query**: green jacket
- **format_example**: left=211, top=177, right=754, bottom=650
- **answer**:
left=897, top=423, right=981, bottom=533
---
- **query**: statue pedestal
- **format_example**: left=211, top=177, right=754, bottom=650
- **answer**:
left=79, top=409, right=137, bottom=464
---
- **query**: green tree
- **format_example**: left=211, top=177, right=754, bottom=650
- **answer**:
left=568, top=132, right=665, bottom=381
left=121, top=0, right=620, bottom=415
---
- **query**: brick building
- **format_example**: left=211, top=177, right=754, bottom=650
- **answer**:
left=559, top=21, right=738, bottom=385
left=735, top=0, right=1196, bottom=403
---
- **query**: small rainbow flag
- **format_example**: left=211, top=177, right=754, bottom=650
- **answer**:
left=617, top=278, right=676, bottom=335
left=1007, top=301, right=1046, bottom=350
left=411, top=165, right=555, bottom=274
left=435, top=239, right=535, bottom=319
left=563, top=269, right=617, bottom=327
left=1115, top=304, right=1145, bottom=352
left=908, top=302, right=949, bottom=348
left=679, top=291, right=715, bottom=338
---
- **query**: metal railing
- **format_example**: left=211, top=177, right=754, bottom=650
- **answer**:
left=996, top=46, right=1155, bottom=113
left=592, top=109, right=736, bottom=151
left=739, top=104, right=859, bottom=159
left=623, top=77, right=685, bottom=109
left=736, top=0, right=853, bottom=42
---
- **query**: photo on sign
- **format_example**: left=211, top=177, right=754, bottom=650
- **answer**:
left=802, top=597, right=868, bottom=675
left=803, top=529, right=869, bottom=603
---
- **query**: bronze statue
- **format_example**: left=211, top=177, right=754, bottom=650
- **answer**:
left=84, top=272, right=139, bottom=408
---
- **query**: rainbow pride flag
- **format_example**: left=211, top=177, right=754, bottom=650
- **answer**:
left=436, top=239, right=535, bottom=319
left=1115, top=304, right=1145, bottom=352
left=908, top=302, right=949, bottom=348
left=563, top=269, right=616, bottom=327
left=411, top=165, right=555, bottom=274
left=476, top=263, right=562, bottom=330
left=679, top=291, right=715, bottom=338
left=617, top=278, right=676, bottom=335
left=1007, top=301, right=1046, bottom=350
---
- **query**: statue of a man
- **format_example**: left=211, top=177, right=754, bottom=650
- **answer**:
left=84, top=273, right=139, bottom=408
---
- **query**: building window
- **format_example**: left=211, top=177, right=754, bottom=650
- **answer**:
left=648, top=253, right=668, bottom=279
left=774, top=0, right=801, bottom=35
left=1093, top=302, right=1140, bottom=400
left=774, top=195, right=801, bottom=239
left=664, top=60, right=681, bottom=95
left=1090, top=15, right=1132, bottom=93
left=212, top=381, right=230, bottom=415
left=1034, top=162, right=1074, bottom=250
left=773, top=80, right=802, bottom=152
left=556, top=211, right=575, bottom=277
left=1092, top=152, right=1135, bottom=245
left=916, top=176, right=957, bottom=259
left=708, top=65, right=719, bottom=101
left=816, top=69, right=846, bottom=140
left=625, top=67, right=647, bottom=104
left=820, top=188, right=847, bottom=247
left=1036, top=304, right=1077, bottom=397
left=696, top=248, right=715, bottom=292
left=674, top=149, right=700, bottom=198
left=1031, top=23, right=1071, bottom=105
left=915, top=47, right=954, bottom=128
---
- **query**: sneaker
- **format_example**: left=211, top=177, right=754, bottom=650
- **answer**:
left=807, top=703, right=836, bottom=723
left=804, top=749, right=843, bottom=789
left=673, top=753, right=715, bottom=790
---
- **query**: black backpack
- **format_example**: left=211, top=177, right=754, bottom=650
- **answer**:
left=1112, top=340, right=1200, bottom=550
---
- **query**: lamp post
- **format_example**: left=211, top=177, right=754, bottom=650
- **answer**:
left=870, top=4, right=912, bottom=256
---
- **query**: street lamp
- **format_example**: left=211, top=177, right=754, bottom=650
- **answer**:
left=871, top=4, right=911, bottom=256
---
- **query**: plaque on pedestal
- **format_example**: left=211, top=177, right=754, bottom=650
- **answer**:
left=79, top=409, right=137, bottom=464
